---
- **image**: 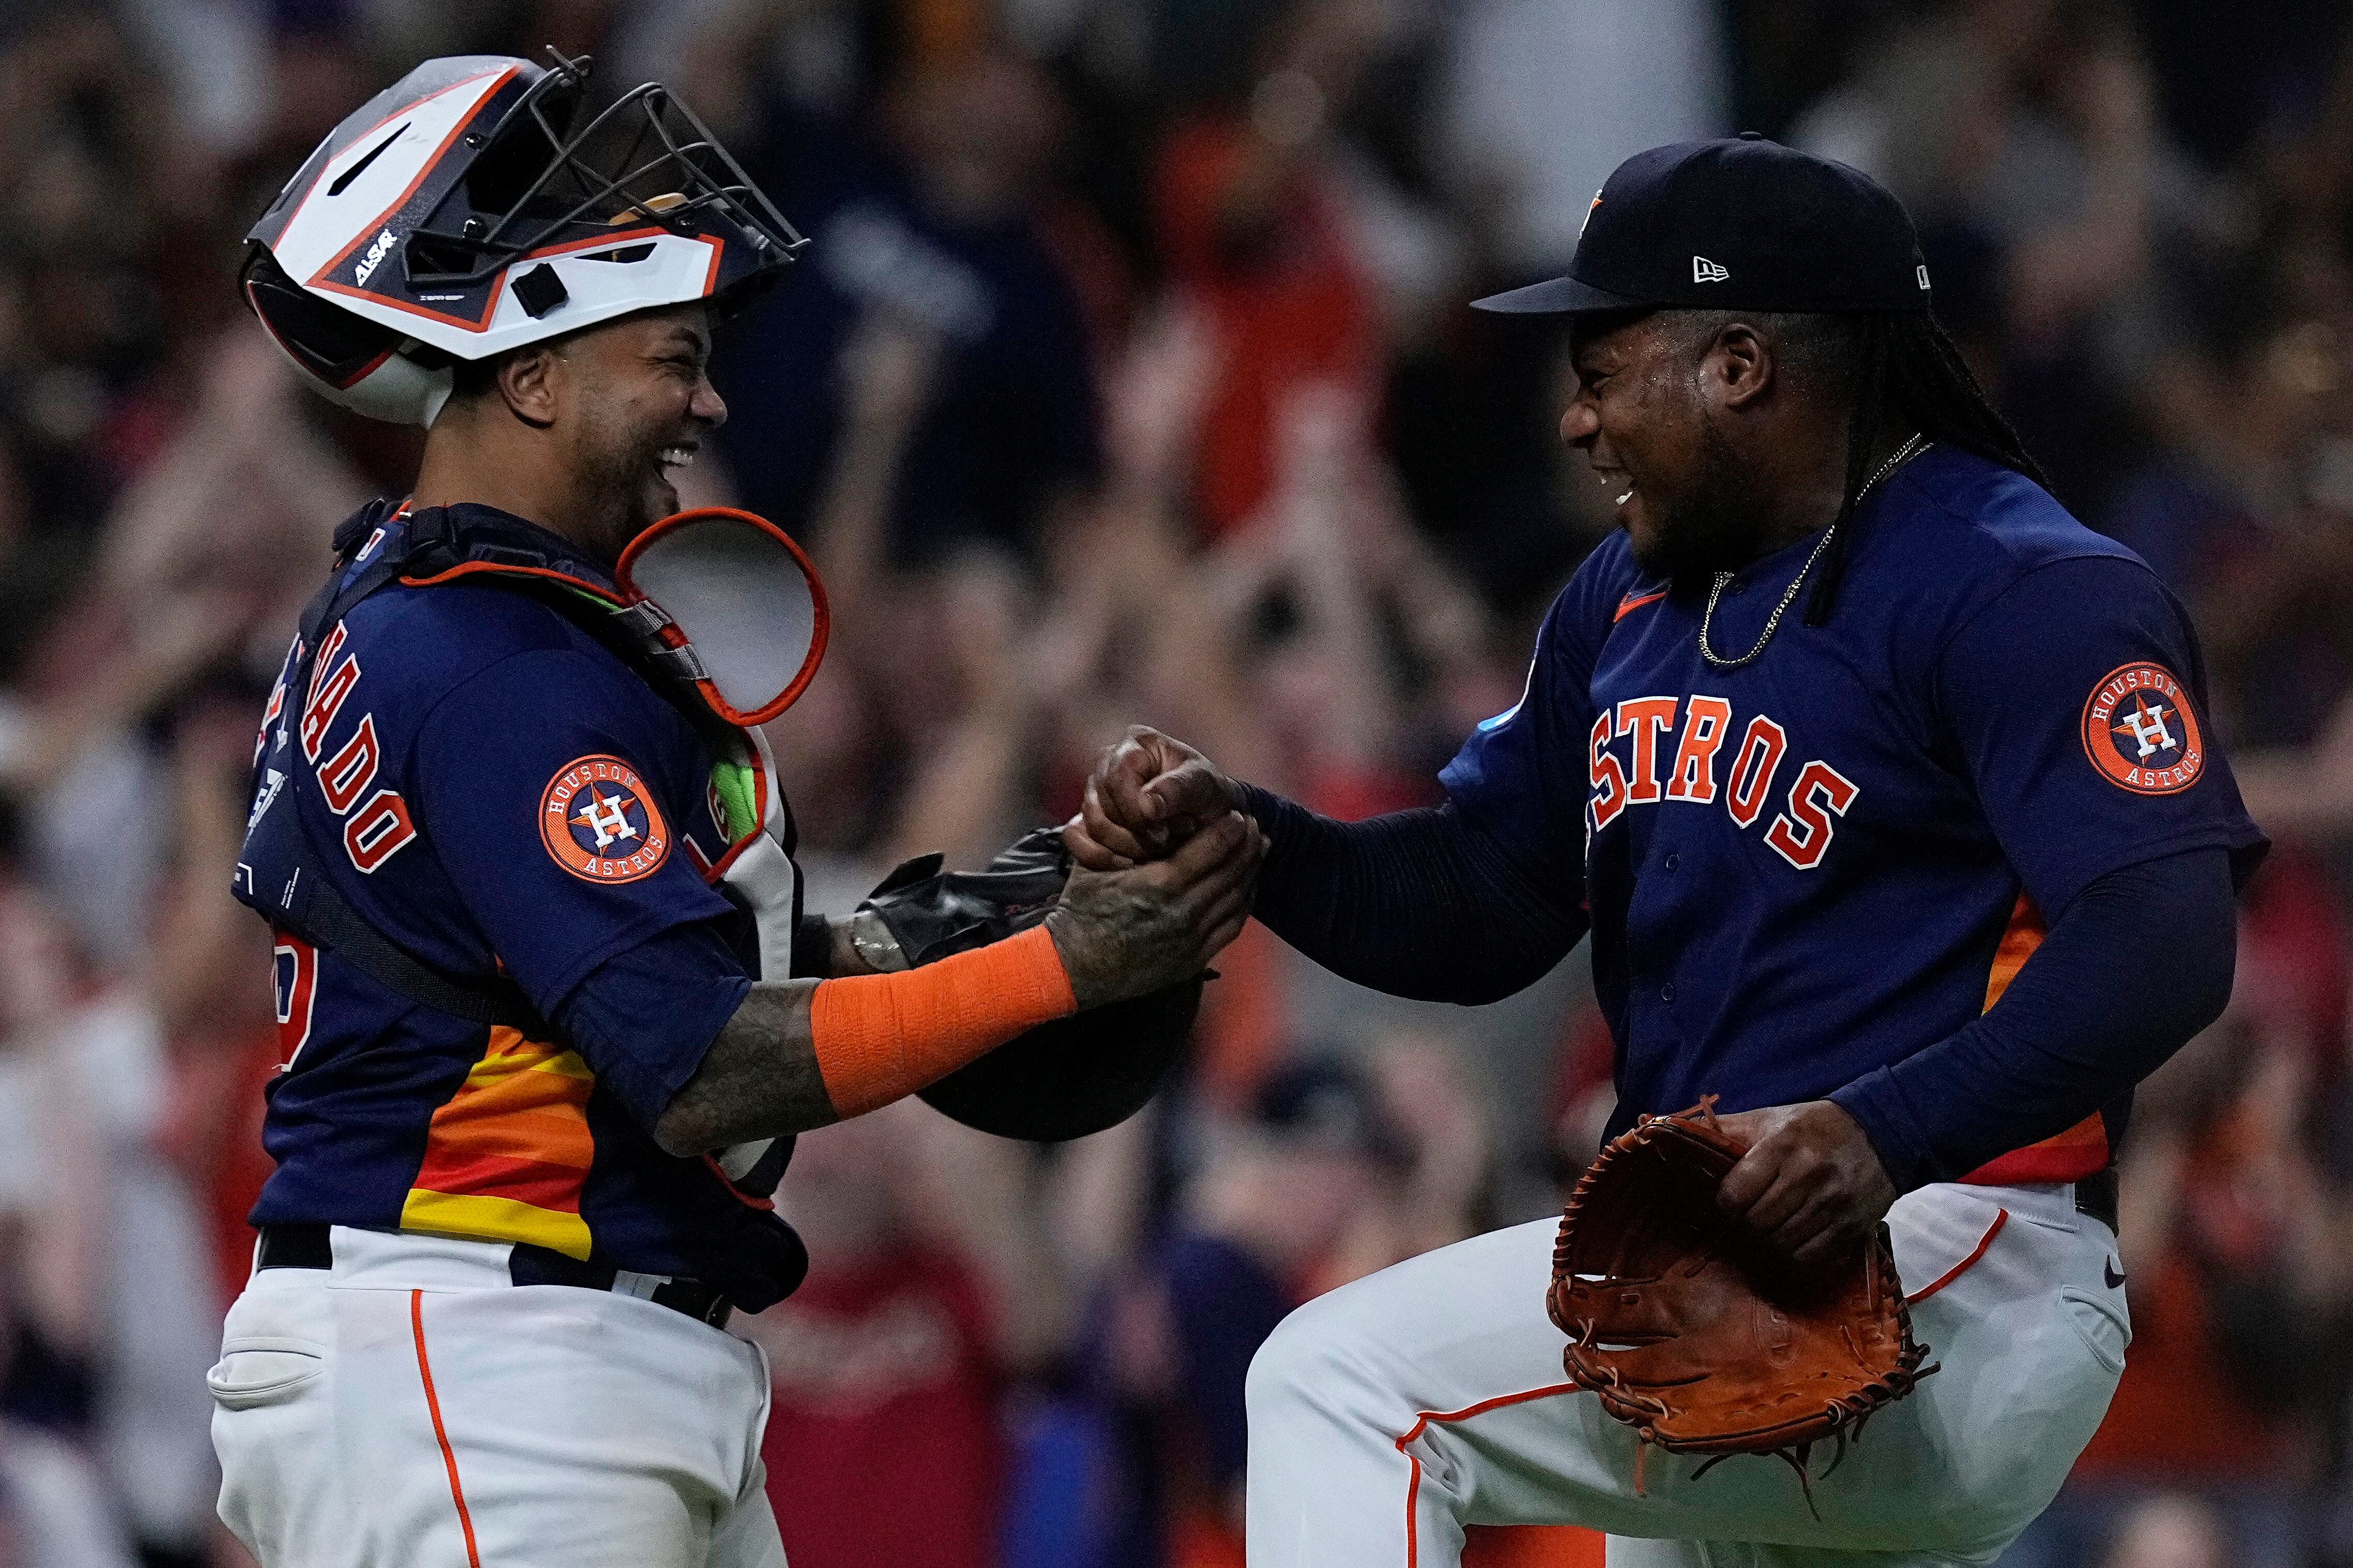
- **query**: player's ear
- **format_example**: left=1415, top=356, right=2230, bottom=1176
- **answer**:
left=1710, top=322, right=1773, bottom=410
left=496, top=343, right=564, bottom=430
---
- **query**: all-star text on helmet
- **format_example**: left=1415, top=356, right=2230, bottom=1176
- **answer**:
left=241, top=50, right=805, bottom=427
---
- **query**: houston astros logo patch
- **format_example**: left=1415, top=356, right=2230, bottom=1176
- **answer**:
left=541, top=755, right=670, bottom=882
left=2081, top=662, right=2204, bottom=794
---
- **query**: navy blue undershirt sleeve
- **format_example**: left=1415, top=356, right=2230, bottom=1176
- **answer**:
left=1235, top=786, right=1588, bottom=1005
left=1831, top=846, right=2236, bottom=1191
left=1437, top=561, right=1611, bottom=898
left=549, top=916, right=753, bottom=1130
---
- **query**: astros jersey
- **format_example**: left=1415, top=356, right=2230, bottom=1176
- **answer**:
left=1442, top=444, right=2266, bottom=1182
left=242, top=503, right=807, bottom=1310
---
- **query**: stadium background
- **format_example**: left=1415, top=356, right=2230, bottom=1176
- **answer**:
left=0, top=1, right=2348, bottom=1564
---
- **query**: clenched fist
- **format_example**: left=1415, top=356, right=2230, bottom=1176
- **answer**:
left=1065, top=726, right=1240, bottom=870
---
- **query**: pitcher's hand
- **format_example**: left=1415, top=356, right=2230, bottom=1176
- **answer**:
left=1066, top=726, right=1239, bottom=870
left=1714, top=1100, right=1897, bottom=1268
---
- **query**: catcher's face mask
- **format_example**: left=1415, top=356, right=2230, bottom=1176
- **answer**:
left=242, top=49, right=805, bottom=426
left=614, top=508, right=829, bottom=727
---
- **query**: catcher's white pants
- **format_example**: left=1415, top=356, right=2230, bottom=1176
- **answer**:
left=208, top=1227, right=786, bottom=1568
left=1246, top=1180, right=2127, bottom=1567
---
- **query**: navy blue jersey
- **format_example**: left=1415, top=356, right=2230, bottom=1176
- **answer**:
left=1442, top=445, right=2267, bottom=1181
left=243, top=504, right=806, bottom=1308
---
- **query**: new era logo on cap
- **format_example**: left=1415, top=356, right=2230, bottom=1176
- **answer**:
left=1470, top=137, right=1934, bottom=318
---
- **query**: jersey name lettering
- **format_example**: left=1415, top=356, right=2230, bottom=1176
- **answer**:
left=1588, top=695, right=1859, bottom=870
left=300, top=622, right=359, bottom=762
left=296, top=618, right=419, bottom=874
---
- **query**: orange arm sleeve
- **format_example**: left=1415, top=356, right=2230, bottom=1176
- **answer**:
left=808, top=924, right=1078, bottom=1118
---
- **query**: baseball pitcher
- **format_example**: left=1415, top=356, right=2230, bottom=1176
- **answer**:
left=1072, top=137, right=2267, bottom=1567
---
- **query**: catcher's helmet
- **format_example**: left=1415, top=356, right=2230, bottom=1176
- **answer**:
left=242, top=51, right=805, bottom=426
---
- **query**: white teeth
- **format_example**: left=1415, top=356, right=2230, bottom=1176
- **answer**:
left=1616, top=489, right=1634, bottom=506
left=660, top=447, right=695, bottom=470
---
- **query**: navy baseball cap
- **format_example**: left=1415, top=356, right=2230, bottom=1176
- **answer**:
left=1474, top=134, right=1932, bottom=316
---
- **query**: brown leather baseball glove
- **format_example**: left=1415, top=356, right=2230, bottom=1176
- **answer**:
left=1548, top=1098, right=1935, bottom=1509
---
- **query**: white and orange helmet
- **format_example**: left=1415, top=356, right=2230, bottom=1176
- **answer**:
left=241, top=50, right=805, bottom=426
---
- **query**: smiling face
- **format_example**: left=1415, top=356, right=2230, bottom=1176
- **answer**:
left=1560, top=311, right=1770, bottom=585
left=549, top=304, right=727, bottom=561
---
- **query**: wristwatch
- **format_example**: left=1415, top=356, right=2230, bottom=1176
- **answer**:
left=846, top=909, right=911, bottom=973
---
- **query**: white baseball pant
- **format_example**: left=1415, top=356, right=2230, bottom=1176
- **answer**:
left=208, top=1226, right=786, bottom=1568
left=1246, top=1180, right=2128, bottom=1567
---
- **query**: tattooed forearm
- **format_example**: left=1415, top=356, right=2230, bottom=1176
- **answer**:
left=652, top=980, right=837, bottom=1155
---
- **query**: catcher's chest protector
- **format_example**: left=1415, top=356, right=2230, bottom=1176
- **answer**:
left=1547, top=1101, right=1936, bottom=1511
left=239, top=501, right=824, bottom=985
left=235, top=502, right=827, bottom=1191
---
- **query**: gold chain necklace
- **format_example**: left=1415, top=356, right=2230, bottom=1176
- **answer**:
left=1696, top=433, right=1931, bottom=671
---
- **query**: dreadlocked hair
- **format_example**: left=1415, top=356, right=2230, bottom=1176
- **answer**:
left=1800, top=311, right=2046, bottom=624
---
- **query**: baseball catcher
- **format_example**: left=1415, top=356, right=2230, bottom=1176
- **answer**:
left=210, top=50, right=1255, bottom=1568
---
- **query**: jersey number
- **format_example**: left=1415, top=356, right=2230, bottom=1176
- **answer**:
left=273, top=935, right=318, bottom=1067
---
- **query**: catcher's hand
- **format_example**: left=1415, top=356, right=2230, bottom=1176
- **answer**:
left=850, top=824, right=1228, bottom=1141
left=1715, top=1100, right=1897, bottom=1267
left=1549, top=1099, right=1934, bottom=1504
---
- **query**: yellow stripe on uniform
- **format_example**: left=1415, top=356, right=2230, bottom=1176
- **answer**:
left=400, top=1190, right=595, bottom=1260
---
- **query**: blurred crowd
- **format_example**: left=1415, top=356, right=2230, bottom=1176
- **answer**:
left=0, top=1, right=2348, bottom=1565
